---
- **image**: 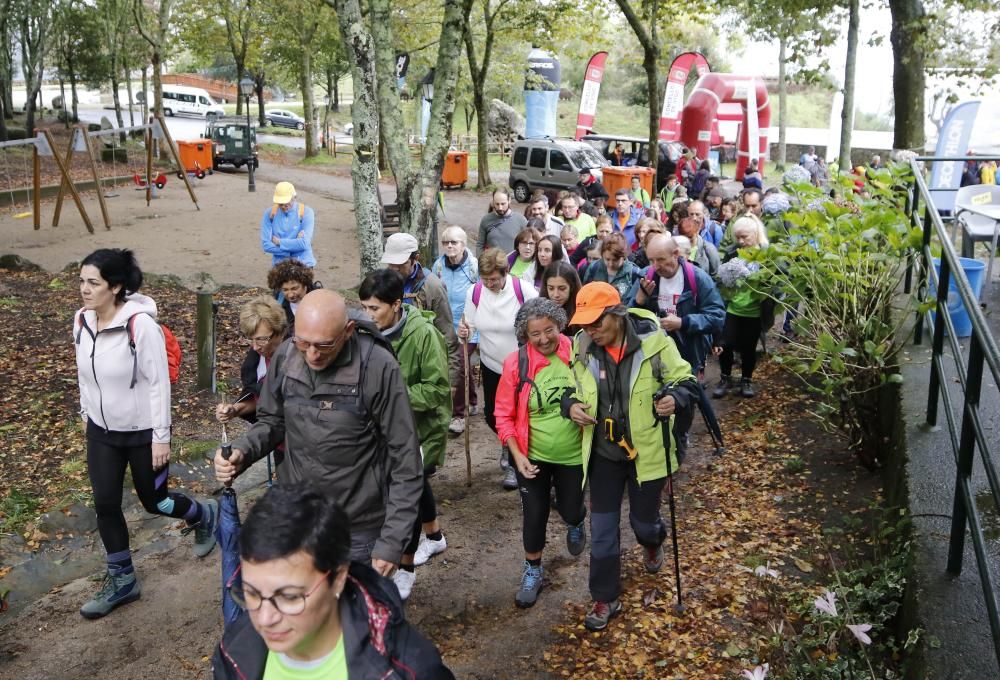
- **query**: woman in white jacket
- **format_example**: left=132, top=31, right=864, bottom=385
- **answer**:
left=75, top=248, right=217, bottom=620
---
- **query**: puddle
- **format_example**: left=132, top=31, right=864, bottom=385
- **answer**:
left=974, top=490, right=1000, bottom=541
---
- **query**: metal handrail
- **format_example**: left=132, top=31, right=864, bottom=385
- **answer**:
left=909, top=155, right=1000, bottom=671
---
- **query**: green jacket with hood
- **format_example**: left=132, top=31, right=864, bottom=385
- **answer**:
left=563, top=307, right=698, bottom=484
left=391, top=304, right=452, bottom=469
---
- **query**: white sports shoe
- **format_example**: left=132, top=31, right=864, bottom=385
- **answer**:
left=448, top=417, right=465, bottom=434
left=393, top=569, right=416, bottom=600
left=413, top=534, right=447, bottom=566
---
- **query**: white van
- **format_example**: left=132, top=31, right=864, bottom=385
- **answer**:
left=160, top=85, right=225, bottom=119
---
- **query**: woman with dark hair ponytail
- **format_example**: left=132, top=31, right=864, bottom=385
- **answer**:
left=75, top=248, right=218, bottom=620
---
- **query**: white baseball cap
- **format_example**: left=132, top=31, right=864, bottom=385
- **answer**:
left=380, top=233, right=419, bottom=265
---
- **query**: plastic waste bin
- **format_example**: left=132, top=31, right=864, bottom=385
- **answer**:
left=932, top=257, right=986, bottom=337
left=177, top=139, right=213, bottom=177
left=600, top=166, right=655, bottom=204
left=442, top=150, right=469, bottom=188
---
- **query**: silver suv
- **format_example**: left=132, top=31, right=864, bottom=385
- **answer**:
left=508, top=138, right=610, bottom=203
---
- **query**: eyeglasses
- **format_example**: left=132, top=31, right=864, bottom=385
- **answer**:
left=293, top=329, right=346, bottom=354
left=442, top=240, right=461, bottom=246
left=583, top=312, right=608, bottom=330
left=229, top=570, right=331, bottom=615
left=248, top=333, right=274, bottom=346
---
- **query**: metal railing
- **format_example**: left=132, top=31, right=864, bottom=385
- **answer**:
left=908, top=155, right=1000, bottom=670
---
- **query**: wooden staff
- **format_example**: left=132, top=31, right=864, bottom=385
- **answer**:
left=462, top=334, right=472, bottom=487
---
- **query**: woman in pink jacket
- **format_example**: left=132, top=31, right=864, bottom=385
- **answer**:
left=494, top=297, right=586, bottom=609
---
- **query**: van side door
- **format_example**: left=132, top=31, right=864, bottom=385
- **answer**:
left=548, top=148, right=576, bottom=190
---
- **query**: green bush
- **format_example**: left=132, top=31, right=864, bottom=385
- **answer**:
left=747, top=165, right=929, bottom=467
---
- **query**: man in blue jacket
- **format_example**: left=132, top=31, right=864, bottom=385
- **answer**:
left=260, top=181, right=316, bottom=267
left=631, top=234, right=724, bottom=376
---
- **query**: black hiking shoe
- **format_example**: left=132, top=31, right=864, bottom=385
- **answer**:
left=712, top=375, right=733, bottom=399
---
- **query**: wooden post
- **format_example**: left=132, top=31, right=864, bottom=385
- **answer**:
left=32, top=144, right=40, bottom=230
left=41, top=129, right=93, bottom=234
left=51, top=132, right=75, bottom=227
left=154, top=114, right=199, bottom=210
left=196, top=291, right=214, bottom=389
left=82, top=131, right=112, bottom=230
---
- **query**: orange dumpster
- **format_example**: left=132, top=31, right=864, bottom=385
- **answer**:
left=177, top=139, right=213, bottom=178
left=600, top=166, right=655, bottom=204
left=442, top=150, right=469, bottom=188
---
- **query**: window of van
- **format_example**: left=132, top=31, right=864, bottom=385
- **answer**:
left=180, top=94, right=196, bottom=103
left=512, top=147, right=528, bottom=166
left=164, top=92, right=175, bottom=100
left=550, top=150, right=571, bottom=171
left=529, top=148, right=546, bottom=168
left=199, top=96, right=210, bottom=105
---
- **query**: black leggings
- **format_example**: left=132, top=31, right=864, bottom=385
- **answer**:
left=514, top=459, right=585, bottom=554
left=481, top=365, right=502, bottom=434
left=87, top=422, right=197, bottom=556
left=405, top=477, right=438, bottom=554
left=718, top=313, right=762, bottom=380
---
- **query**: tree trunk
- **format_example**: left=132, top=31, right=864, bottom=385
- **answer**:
left=256, top=78, right=266, bottom=127
left=332, top=72, right=339, bottom=112
left=777, top=35, right=787, bottom=171
left=331, top=0, right=384, bottom=275
left=889, top=0, right=926, bottom=151
left=235, top=65, right=243, bottom=116
left=614, top=0, right=659, bottom=172
left=58, top=78, right=68, bottom=128
left=141, top=66, right=148, bottom=122
left=300, top=49, right=316, bottom=157
left=124, top=51, right=136, bottom=127
left=463, top=17, right=493, bottom=188
left=111, top=70, right=125, bottom=140
left=69, top=70, right=79, bottom=123
left=838, top=0, right=859, bottom=171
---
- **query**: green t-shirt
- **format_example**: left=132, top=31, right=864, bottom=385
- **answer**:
left=263, top=636, right=348, bottom=680
left=527, top=356, right=582, bottom=465
left=510, top=257, right=532, bottom=278
left=566, top=214, right=597, bottom=240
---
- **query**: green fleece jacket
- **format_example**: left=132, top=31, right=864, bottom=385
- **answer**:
left=392, top=305, right=452, bottom=469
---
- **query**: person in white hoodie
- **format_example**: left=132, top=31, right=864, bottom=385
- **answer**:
left=75, top=248, right=217, bottom=620
left=458, top=248, right=537, bottom=490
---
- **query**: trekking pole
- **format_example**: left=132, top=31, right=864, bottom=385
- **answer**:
left=462, top=334, right=472, bottom=487
left=653, top=386, right=684, bottom=612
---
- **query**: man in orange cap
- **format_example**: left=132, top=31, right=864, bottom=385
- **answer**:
left=261, top=181, right=316, bottom=267
left=563, top=282, right=698, bottom=631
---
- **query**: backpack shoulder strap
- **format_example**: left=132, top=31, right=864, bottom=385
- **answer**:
left=269, top=204, right=278, bottom=221
left=75, top=308, right=91, bottom=344
left=511, top=277, right=525, bottom=305
left=125, top=313, right=147, bottom=389
left=298, top=202, right=305, bottom=222
left=683, top=260, right=698, bottom=305
left=471, top=281, right=483, bottom=307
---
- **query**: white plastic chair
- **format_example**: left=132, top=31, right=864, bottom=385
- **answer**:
left=954, top=184, right=1000, bottom=295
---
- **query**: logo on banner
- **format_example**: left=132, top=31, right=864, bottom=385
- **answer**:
left=580, top=80, right=601, bottom=115
left=589, top=68, right=603, bottom=79
left=661, top=82, right=684, bottom=119
left=697, top=130, right=711, bottom=141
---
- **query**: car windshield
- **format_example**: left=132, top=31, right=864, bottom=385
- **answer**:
left=565, top=146, right=609, bottom=169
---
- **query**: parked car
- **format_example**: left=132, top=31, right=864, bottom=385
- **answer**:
left=581, top=133, right=684, bottom=193
left=205, top=118, right=259, bottom=170
left=508, top=138, right=610, bottom=203
left=265, top=109, right=305, bottom=130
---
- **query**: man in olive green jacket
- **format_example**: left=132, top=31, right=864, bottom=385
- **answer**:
left=360, top=269, right=452, bottom=600
left=562, top=282, right=698, bottom=632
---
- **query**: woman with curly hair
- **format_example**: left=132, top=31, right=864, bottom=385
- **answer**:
left=266, top=258, right=319, bottom=335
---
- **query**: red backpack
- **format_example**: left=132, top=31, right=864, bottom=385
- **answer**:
left=76, top=311, right=182, bottom=385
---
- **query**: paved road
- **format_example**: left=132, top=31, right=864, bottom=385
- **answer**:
left=73, top=108, right=352, bottom=150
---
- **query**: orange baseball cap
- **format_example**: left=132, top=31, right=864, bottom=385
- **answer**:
left=570, top=282, right=621, bottom=326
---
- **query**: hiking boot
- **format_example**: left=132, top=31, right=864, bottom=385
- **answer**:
left=584, top=599, right=622, bottom=631
left=80, top=569, right=141, bottom=619
left=469, top=405, right=480, bottom=416
left=499, top=446, right=511, bottom=471
left=644, top=545, right=664, bottom=574
left=515, top=561, right=544, bottom=608
left=413, top=534, right=447, bottom=566
left=448, top=417, right=465, bottom=435
left=740, top=378, right=756, bottom=398
left=712, top=375, right=733, bottom=399
left=502, top=466, right=518, bottom=491
left=566, top=522, right=587, bottom=557
left=393, top=569, right=416, bottom=601
left=185, top=499, right=218, bottom=558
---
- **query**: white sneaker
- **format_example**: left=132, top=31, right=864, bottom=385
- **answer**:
left=413, top=534, right=447, bottom=566
left=393, top=569, right=416, bottom=600
left=448, top=417, right=465, bottom=434
left=469, top=405, right=480, bottom=416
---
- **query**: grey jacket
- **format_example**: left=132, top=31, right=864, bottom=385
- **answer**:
left=232, top=333, right=422, bottom=565
left=477, top=211, right=527, bottom=254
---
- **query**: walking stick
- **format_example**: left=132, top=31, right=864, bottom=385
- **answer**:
left=654, top=387, right=684, bottom=612
left=462, top=335, right=472, bottom=487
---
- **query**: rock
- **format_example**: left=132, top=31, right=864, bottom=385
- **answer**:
left=37, top=504, right=97, bottom=535
left=487, top=99, right=525, bottom=150
left=0, top=254, right=41, bottom=272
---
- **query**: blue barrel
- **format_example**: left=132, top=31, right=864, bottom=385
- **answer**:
left=932, top=257, right=986, bottom=337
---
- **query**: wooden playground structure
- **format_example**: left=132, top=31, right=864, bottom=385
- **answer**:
left=0, top=113, right=199, bottom=234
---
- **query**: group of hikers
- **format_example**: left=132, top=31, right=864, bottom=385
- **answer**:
left=72, top=168, right=797, bottom=677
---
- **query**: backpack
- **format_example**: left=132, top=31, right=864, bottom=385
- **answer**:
left=471, top=276, right=525, bottom=307
left=645, top=259, right=698, bottom=305
left=268, top=201, right=306, bottom=224
left=76, top=311, right=182, bottom=386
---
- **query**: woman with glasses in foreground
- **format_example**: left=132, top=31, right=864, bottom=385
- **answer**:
left=213, top=483, right=453, bottom=679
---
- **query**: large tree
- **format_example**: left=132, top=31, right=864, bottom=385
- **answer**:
left=133, top=0, right=177, bottom=117
left=16, top=0, right=53, bottom=134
